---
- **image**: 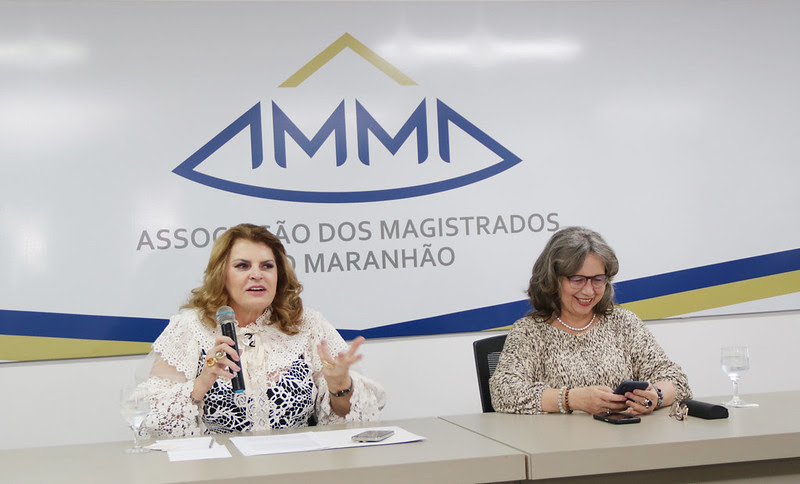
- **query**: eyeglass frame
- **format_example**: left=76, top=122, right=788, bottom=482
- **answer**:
left=669, top=401, right=689, bottom=422
left=565, top=274, right=609, bottom=290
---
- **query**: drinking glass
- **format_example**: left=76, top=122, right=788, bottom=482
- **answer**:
left=720, top=345, right=758, bottom=408
left=120, top=386, right=151, bottom=453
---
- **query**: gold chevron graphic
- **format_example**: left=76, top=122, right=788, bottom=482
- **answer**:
left=280, top=33, right=416, bottom=87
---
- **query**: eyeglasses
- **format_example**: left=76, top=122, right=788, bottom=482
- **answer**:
left=669, top=401, right=689, bottom=422
left=566, top=274, right=609, bottom=289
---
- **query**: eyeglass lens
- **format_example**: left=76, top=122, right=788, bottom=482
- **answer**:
left=568, top=275, right=608, bottom=288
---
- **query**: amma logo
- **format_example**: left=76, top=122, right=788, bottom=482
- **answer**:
left=173, top=33, right=521, bottom=203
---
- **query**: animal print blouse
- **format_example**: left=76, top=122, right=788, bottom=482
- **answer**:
left=489, top=307, right=691, bottom=414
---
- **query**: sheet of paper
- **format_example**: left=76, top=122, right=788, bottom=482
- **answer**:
left=230, top=432, right=326, bottom=457
left=167, top=441, right=232, bottom=462
left=145, top=437, right=232, bottom=461
left=147, top=436, right=214, bottom=452
left=228, top=426, right=425, bottom=457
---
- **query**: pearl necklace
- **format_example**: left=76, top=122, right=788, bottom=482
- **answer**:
left=556, top=313, right=595, bottom=332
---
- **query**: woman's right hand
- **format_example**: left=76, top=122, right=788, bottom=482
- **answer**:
left=191, top=335, right=241, bottom=401
left=569, top=386, right=629, bottom=415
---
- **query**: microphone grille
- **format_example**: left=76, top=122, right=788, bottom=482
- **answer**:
left=216, top=306, right=235, bottom=323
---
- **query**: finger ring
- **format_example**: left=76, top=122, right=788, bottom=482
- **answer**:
left=643, top=399, right=653, bottom=408
left=605, top=408, right=611, bottom=415
left=323, top=361, right=336, bottom=369
left=205, top=351, right=226, bottom=367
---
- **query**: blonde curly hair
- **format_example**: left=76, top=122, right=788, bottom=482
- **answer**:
left=184, top=223, right=304, bottom=334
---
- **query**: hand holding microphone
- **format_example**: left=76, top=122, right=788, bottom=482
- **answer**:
left=191, top=306, right=246, bottom=403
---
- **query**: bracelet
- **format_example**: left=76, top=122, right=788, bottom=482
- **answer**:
left=190, top=395, right=203, bottom=405
left=654, top=385, right=663, bottom=408
left=558, top=386, right=571, bottom=414
left=564, top=388, right=573, bottom=413
left=330, top=379, right=353, bottom=398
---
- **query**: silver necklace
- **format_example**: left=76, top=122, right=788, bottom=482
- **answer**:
left=556, top=313, right=595, bottom=332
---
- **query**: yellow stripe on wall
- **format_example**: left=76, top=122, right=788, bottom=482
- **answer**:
left=4, top=271, right=797, bottom=359
left=0, top=335, right=152, bottom=362
left=621, top=270, right=800, bottom=320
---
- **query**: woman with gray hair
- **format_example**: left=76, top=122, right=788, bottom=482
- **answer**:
left=489, top=226, right=691, bottom=416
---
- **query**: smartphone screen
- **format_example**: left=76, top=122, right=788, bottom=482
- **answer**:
left=351, top=429, right=395, bottom=442
left=593, top=413, right=641, bottom=424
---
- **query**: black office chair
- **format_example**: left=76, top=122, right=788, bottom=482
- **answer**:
left=472, top=334, right=507, bottom=413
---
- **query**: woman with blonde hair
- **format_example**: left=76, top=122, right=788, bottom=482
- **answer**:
left=139, top=223, right=385, bottom=437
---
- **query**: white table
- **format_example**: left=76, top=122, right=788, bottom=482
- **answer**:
left=441, top=391, right=800, bottom=482
left=0, top=417, right=527, bottom=483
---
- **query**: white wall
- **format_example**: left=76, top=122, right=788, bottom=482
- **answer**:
left=1, top=309, right=796, bottom=450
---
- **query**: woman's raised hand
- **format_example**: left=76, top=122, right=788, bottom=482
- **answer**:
left=316, top=336, right=365, bottom=392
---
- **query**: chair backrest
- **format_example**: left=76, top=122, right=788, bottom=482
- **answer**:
left=472, top=334, right=507, bottom=413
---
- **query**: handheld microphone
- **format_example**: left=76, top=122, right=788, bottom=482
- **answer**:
left=216, top=306, right=245, bottom=393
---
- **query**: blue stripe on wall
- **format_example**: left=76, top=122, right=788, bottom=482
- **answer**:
left=339, top=299, right=530, bottom=340
left=0, top=310, right=167, bottom=342
left=613, top=248, right=800, bottom=303
left=2, top=248, right=797, bottom=342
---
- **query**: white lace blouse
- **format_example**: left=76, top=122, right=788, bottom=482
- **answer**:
left=140, top=307, right=386, bottom=438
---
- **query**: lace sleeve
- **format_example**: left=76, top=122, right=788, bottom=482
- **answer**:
left=139, top=310, right=214, bottom=438
left=302, top=309, right=387, bottom=424
left=489, top=320, right=548, bottom=414
left=315, top=370, right=386, bottom=425
left=139, top=355, right=207, bottom=438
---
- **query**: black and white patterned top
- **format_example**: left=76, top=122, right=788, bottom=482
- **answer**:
left=141, top=307, right=386, bottom=437
left=198, top=351, right=315, bottom=432
left=489, top=307, right=691, bottom=414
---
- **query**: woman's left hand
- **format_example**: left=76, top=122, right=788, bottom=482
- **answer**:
left=316, top=336, right=365, bottom=394
left=625, top=385, right=660, bottom=416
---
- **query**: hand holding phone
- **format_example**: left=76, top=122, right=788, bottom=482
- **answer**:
left=593, top=413, right=641, bottom=424
left=613, top=380, right=648, bottom=396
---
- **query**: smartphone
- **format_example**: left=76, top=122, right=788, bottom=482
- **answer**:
left=593, top=413, right=641, bottom=424
left=351, top=429, right=395, bottom=442
left=613, top=380, right=648, bottom=395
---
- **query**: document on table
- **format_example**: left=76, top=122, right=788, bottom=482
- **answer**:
left=230, top=432, right=326, bottom=457
left=230, top=426, right=424, bottom=457
left=146, top=437, right=232, bottom=462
